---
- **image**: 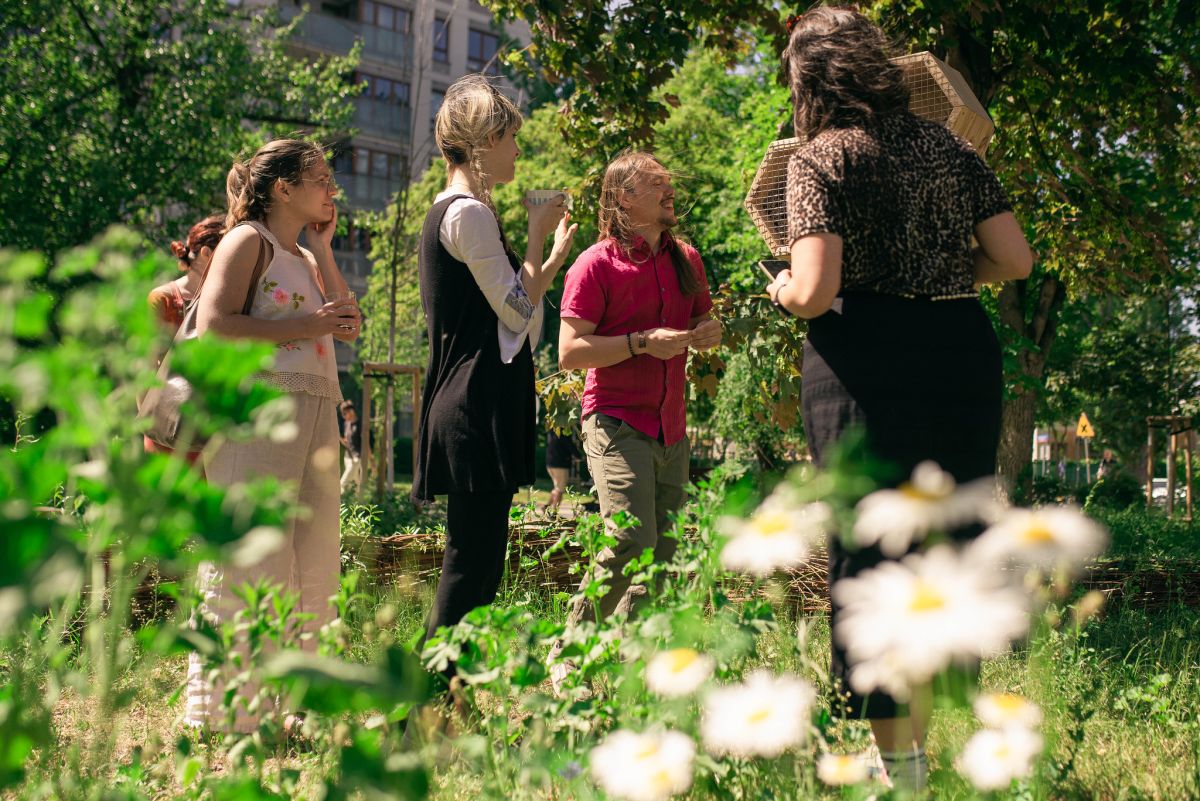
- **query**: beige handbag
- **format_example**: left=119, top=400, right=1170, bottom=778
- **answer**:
left=138, top=235, right=268, bottom=449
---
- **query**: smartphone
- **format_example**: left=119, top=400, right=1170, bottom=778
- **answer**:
left=758, top=259, right=789, bottom=280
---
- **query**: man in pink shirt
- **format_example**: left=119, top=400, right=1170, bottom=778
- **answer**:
left=552, top=151, right=721, bottom=688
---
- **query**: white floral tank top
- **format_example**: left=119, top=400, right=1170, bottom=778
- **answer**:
left=240, top=221, right=342, bottom=400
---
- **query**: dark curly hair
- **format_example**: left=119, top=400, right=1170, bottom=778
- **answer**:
left=169, top=214, right=224, bottom=272
left=781, top=6, right=909, bottom=140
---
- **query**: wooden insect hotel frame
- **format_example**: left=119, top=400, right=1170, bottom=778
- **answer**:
left=744, top=51, right=996, bottom=257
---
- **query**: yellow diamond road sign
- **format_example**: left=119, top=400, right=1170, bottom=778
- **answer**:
left=1077, top=413, right=1095, bottom=439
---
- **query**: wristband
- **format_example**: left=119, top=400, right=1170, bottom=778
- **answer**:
left=771, top=281, right=791, bottom=314
left=626, top=332, right=636, bottom=358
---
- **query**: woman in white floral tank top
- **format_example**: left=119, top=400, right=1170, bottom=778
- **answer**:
left=187, top=139, right=361, bottom=734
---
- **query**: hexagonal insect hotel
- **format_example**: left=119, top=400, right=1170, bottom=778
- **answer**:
left=745, top=51, right=995, bottom=258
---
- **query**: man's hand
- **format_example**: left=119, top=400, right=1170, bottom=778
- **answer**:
left=642, top=327, right=692, bottom=359
left=690, top=318, right=722, bottom=351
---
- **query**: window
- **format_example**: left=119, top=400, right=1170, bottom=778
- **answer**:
left=352, top=147, right=403, bottom=179
left=361, top=0, right=410, bottom=33
left=467, top=28, right=499, bottom=74
left=332, top=215, right=372, bottom=254
left=432, top=16, right=449, bottom=63
left=430, top=88, right=445, bottom=131
left=358, top=72, right=410, bottom=105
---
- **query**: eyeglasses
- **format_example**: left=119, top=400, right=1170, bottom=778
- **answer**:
left=299, top=176, right=340, bottom=194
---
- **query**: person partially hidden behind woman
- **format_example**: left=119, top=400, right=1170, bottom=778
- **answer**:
left=185, top=139, right=362, bottom=734
left=144, top=213, right=225, bottom=464
left=763, top=7, right=1033, bottom=793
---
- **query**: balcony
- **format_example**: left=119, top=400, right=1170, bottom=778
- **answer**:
left=279, top=4, right=412, bottom=67
left=354, top=97, right=411, bottom=138
left=340, top=173, right=401, bottom=210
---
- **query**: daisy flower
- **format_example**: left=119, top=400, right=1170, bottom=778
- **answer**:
left=589, top=729, right=695, bottom=801
left=832, top=545, right=1029, bottom=701
left=817, top=752, right=870, bottom=786
left=974, top=692, right=1043, bottom=730
left=701, top=671, right=816, bottom=758
left=645, top=648, right=714, bottom=698
left=718, top=496, right=829, bottom=577
left=968, top=506, right=1108, bottom=573
left=853, top=461, right=996, bottom=557
left=958, top=726, right=1043, bottom=791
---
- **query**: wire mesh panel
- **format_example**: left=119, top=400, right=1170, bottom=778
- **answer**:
left=745, top=51, right=994, bottom=256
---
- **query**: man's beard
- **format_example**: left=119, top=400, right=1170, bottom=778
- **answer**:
left=658, top=209, right=677, bottom=228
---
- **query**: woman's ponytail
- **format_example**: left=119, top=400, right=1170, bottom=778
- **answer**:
left=224, top=161, right=254, bottom=231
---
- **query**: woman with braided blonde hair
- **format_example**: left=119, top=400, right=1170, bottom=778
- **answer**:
left=414, top=75, right=577, bottom=677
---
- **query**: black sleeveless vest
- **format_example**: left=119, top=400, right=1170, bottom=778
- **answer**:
left=411, top=194, right=535, bottom=501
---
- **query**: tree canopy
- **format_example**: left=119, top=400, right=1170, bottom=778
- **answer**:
left=0, top=0, right=359, bottom=253
left=484, top=0, right=1200, bottom=479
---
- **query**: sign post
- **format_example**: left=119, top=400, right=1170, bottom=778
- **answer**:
left=1077, top=412, right=1095, bottom=482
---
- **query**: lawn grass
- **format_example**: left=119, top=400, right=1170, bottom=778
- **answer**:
left=9, top=502, right=1200, bottom=800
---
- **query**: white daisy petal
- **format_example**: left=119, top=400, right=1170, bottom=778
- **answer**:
left=958, top=727, right=1043, bottom=791
left=817, top=752, right=870, bottom=786
left=719, top=497, right=829, bottom=577
left=974, top=692, right=1043, bottom=730
left=645, top=648, right=714, bottom=698
left=832, top=545, right=1029, bottom=701
left=853, top=462, right=997, bottom=557
left=968, top=506, right=1108, bottom=573
left=701, top=671, right=816, bottom=758
left=590, top=729, right=695, bottom=801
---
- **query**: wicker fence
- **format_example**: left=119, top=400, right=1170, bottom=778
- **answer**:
left=127, top=520, right=1200, bottom=624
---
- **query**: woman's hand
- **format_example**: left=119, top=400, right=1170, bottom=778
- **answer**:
left=307, top=299, right=360, bottom=338
left=641, top=327, right=693, bottom=360
left=525, top=194, right=568, bottom=242
left=766, top=268, right=793, bottom=305
left=547, top=213, right=579, bottom=268
left=307, top=203, right=338, bottom=254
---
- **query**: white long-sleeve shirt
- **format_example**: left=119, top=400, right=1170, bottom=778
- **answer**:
left=436, top=189, right=543, bottom=363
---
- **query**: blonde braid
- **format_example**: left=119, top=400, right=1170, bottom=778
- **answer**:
left=434, top=74, right=522, bottom=215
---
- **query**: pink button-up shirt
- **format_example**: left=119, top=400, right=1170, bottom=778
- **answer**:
left=560, top=235, right=713, bottom=445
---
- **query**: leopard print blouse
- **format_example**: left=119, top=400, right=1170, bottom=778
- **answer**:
left=786, top=111, right=1012, bottom=298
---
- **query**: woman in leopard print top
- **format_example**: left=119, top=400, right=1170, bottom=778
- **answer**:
left=763, top=6, right=1033, bottom=790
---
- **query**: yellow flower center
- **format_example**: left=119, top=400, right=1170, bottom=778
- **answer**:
left=908, top=581, right=946, bottom=613
left=635, top=741, right=661, bottom=761
left=1019, top=522, right=1056, bottom=544
left=752, top=511, right=791, bottom=537
left=830, top=755, right=854, bottom=776
left=747, top=707, right=772, bottom=725
left=994, top=745, right=1011, bottom=760
left=665, top=648, right=699, bottom=673
left=899, top=482, right=942, bottom=501
left=649, top=769, right=672, bottom=792
left=992, top=693, right=1025, bottom=713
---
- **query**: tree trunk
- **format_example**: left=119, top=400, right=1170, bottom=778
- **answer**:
left=995, top=275, right=1067, bottom=494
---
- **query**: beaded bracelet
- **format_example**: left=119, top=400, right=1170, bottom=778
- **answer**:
left=626, top=332, right=636, bottom=358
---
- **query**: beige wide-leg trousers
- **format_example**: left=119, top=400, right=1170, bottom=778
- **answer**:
left=184, top=392, right=341, bottom=732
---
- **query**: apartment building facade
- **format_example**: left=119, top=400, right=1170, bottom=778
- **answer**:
left=271, top=0, right=531, bottom=295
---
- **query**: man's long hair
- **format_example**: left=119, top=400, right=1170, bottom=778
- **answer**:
left=597, top=150, right=704, bottom=297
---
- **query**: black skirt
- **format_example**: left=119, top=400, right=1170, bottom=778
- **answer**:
left=801, top=291, right=1002, bottom=719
